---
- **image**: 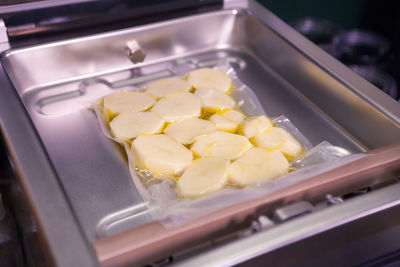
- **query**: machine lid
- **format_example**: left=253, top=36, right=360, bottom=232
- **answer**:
left=0, top=0, right=222, bottom=40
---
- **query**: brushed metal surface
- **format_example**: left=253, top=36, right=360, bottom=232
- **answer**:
left=0, top=1, right=399, bottom=265
left=93, top=143, right=400, bottom=266
left=173, top=182, right=400, bottom=267
left=273, top=201, right=314, bottom=221
left=0, top=64, right=98, bottom=267
left=1, top=6, right=400, bottom=242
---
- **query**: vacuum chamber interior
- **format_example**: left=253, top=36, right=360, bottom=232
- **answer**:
left=1, top=7, right=399, bottom=261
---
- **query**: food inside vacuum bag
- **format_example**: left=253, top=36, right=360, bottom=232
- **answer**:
left=103, top=91, right=156, bottom=122
left=96, top=68, right=304, bottom=198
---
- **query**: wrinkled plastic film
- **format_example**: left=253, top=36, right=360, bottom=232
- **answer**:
left=273, top=115, right=313, bottom=151
left=92, top=102, right=115, bottom=140
left=92, top=63, right=362, bottom=228
left=290, top=141, right=352, bottom=170
left=159, top=144, right=365, bottom=228
left=224, top=64, right=267, bottom=117
left=92, top=102, right=153, bottom=202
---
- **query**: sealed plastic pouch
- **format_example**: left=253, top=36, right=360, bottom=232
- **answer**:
left=92, top=63, right=362, bottom=227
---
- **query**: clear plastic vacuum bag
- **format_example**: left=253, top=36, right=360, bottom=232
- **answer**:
left=92, top=63, right=364, bottom=228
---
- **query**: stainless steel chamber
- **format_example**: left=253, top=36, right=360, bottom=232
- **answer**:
left=0, top=0, right=399, bottom=266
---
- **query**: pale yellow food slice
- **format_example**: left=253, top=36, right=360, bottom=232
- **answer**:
left=151, top=92, right=202, bottom=122
left=195, top=87, right=235, bottom=113
left=228, top=148, right=289, bottom=186
left=130, top=134, right=193, bottom=176
left=187, top=68, right=232, bottom=93
left=221, top=109, right=246, bottom=124
left=209, top=114, right=238, bottom=132
left=251, top=127, right=303, bottom=158
left=109, top=111, right=165, bottom=141
left=145, top=77, right=192, bottom=98
left=191, top=131, right=253, bottom=160
left=250, top=127, right=282, bottom=149
left=103, top=91, right=156, bottom=116
left=164, top=117, right=217, bottom=145
left=238, top=115, right=273, bottom=138
left=177, top=157, right=230, bottom=198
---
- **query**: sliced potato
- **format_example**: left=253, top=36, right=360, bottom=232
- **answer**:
left=251, top=127, right=303, bottom=158
left=110, top=111, right=165, bottom=141
left=145, top=77, right=192, bottom=98
left=209, top=114, right=238, bottom=132
left=221, top=109, right=246, bottom=124
left=151, top=92, right=202, bottom=122
left=131, top=134, right=193, bottom=176
left=238, top=115, right=273, bottom=138
left=103, top=90, right=156, bottom=116
left=164, top=117, right=217, bottom=145
left=228, top=148, right=289, bottom=186
left=191, top=131, right=252, bottom=160
left=195, top=87, right=235, bottom=113
left=177, top=157, right=229, bottom=198
left=187, top=68, right=232, bottom=93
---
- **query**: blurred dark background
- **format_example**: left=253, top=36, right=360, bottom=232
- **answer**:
left=259, top=0, right=399, bottom=34
left=259, top=0, right=364, bottom=28
left=259, top=0, right=400, bottom=100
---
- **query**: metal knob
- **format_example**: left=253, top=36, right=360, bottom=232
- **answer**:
left=125, top=40, right=146, bottom=64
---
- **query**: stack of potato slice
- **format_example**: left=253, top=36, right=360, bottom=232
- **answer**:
left=100, top=68, right=303, bottom=198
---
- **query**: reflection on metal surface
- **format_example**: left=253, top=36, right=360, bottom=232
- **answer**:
left=250, top=215, right=274, bottom=232
left=2, top=7, right=400, bottom=243
left=93, top=142, right=400, bottom=266
left=173, top=183, right=400, bottom=267
left=112, top=70, right=172, bottom=88
left=0, top=2, right=400, bottom=266
left=0, top=19, right=9, bottom=51
left=96, top=202, right=158, bottom=238
left=197, top=56, right=245, bottom=69
left=273, top=201, right=314, bottom=222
